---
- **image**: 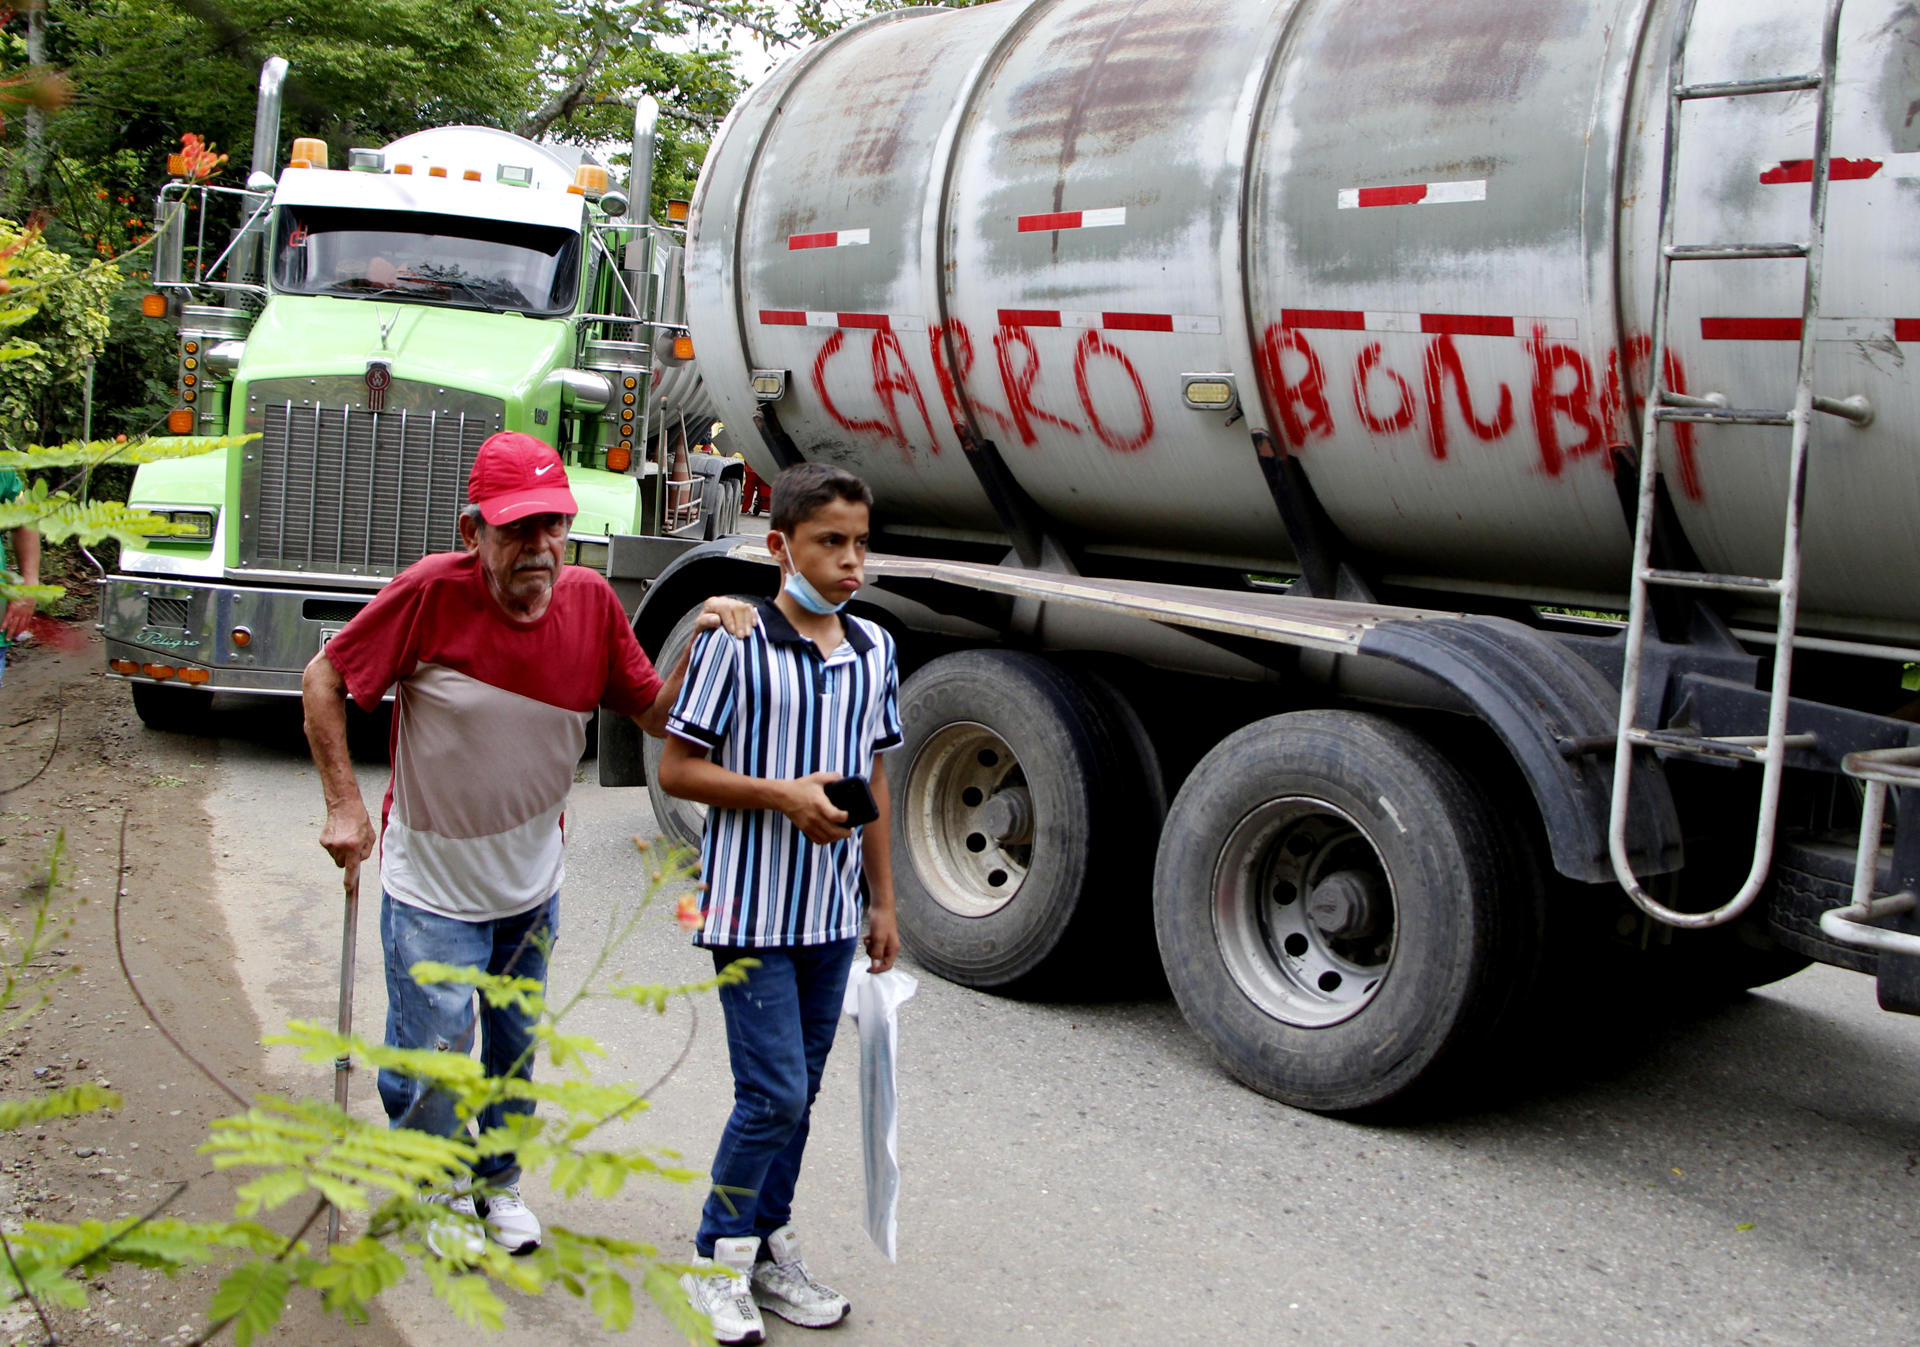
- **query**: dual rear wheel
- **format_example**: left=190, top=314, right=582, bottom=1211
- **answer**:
left=641, top=624, right=1537, bottom=1112
left=890, top=652, right=1535, bottom=1111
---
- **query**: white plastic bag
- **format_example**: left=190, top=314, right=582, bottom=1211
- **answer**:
left=841, top=963, right=917, bottom=1261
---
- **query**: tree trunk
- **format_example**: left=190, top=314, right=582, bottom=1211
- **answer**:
left=23, top=0, right=48, bottom=205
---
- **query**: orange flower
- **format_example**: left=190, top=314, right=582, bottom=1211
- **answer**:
left=675, top=894, right=703, bottom=930
left=177, top=132, right=229, bottom=183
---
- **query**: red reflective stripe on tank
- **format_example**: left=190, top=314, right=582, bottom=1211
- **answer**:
left=1282, top=309, right=1366, bottom=330
left=789, top=232, right=839, bottom=250
left=1000, top=309, right=1063, bottom=327
left=1019, top=212, right=1082, bottom=232
left=1102, top=312, right=1174, bottom=332
left=1421, top=313, right=1514, bottom=337
left=1701, top=317, right=1803, bottom=340
left=1759, top=158, right=1884, bottom=184
left=1896, top=319, right=1920, bottom=342
left=1359, top=184, right=1429, bottom=207
left=760, top=309, right=808, bottom=326
left=838, top=312, right=891, bottom=330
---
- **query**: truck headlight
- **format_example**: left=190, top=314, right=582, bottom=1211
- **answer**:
left=162, top=510, right=217, bottom=540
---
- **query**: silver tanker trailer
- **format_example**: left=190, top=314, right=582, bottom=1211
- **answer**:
left=602, top=0, right=1920, bottom=1111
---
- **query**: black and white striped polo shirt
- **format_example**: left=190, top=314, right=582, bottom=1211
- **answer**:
left=666, top=599, right=902, bottom=949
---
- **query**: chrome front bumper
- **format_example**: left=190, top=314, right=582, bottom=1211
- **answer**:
left=100, top=573, right=377, bottom=696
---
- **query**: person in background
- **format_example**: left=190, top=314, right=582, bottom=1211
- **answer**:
left=1, top=467, right=41, bottom=686
left=658, top=462, right=901, bottom=1345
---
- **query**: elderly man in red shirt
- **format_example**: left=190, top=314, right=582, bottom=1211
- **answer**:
left=302, top=431, right=751, bottom=1259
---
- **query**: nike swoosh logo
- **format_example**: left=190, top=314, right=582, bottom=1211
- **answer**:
left=534, top=464, right=555, bottom=476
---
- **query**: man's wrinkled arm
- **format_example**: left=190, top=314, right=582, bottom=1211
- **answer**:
left=302, top=650, right=375, bottom=869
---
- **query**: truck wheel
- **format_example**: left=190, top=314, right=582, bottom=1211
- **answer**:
left=701, top=480, right=740, bottom=541
left=722, top=479, right=743, bottom=536
left=642, top=607, right=712, bottom=853
left=1153, top=710, right=1523, bottom=1113
left=129, top=681, right=214, bottom=734
left=893, top=650, right=1155, bottom=992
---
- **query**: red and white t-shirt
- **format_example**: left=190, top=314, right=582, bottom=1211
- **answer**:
left=324, top=551, right=663, bottom=921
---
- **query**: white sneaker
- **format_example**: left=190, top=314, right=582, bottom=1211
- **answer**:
left=751, top=1225, right=850, bottom=1328
left=481, top=1182, right=542, bottom=1255
left=681, top=1236, right=765, bottom=1344
left=422, top=1189, right=485, bottom=1262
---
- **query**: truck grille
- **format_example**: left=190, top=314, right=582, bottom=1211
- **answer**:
left=241, top=377, right=504, bottom=578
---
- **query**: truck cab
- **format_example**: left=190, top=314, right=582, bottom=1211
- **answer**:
left=102, top=63, right=737, bottom=728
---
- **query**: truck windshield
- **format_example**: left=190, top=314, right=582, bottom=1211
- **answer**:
left=271, top=205, right=580, bottom=316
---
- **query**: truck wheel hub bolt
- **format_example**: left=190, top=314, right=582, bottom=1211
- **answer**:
left=1306, top=869, right=1383, bottom=940
left=978, top=788, right=1033, bottom=846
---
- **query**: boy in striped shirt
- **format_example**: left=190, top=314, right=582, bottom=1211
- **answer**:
left=660, top=463, right=901, bottom=1345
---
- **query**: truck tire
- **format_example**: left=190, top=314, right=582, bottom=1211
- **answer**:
left=129, top=681, right=214, bottom=734
left=701, top=480, right=741, bottom=541
left=642, top=606, right=713, bottom=854
left=893, top=650, right=1157, bottom=992
left=1153, top=710, right=1525, bottom=1113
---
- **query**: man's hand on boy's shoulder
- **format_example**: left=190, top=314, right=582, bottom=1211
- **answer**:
left=694, top=594, right=759, bottom=639
left=780, top=770, right=854, bottom=844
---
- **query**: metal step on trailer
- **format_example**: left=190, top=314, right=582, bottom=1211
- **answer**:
left=1827, top=746, right=1920, bottom=1011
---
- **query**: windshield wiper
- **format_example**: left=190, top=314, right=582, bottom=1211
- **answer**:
left=435, top=275, right=508, bottom=314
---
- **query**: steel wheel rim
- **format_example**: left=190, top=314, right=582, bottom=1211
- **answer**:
left=906, top=722, right=1032, bottom=918
left=1212, top=797, right=1396, bottom=1027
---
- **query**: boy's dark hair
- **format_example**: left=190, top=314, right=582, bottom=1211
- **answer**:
left=770, top=463, right=872, bottom=533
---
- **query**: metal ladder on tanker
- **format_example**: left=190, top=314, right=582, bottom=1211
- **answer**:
left=1607, top=0, right=1878, bottom=930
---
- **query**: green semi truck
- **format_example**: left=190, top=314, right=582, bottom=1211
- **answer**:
left=102, top=58, right=740, bottom=729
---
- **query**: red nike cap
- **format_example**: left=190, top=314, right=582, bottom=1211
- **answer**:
left=467, top=432, right=578, bottom=525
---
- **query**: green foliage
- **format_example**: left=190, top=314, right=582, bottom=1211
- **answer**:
left=0, top=217, right=119, bottom=449
left=4, top=842, right=743, bottom=1341
left=0, top=431, right=250, bottom=470
left=4, top=1215, right=286, bottom=1312
left=1, top=830, right=73, bottom=1038
left=0, top=1083, right=123, bottom=1133
left=208, top=1260, right=295, bottom=1346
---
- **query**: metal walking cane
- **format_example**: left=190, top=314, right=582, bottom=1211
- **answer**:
left=327, top=861, right=361, bottom=1246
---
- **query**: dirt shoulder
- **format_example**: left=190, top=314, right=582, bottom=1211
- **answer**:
left=0, top=628, right=404, bottom=1347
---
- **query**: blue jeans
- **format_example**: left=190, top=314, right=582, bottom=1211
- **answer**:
left=696, top=939, right=858, bottom=1257
left=377, top=892, right=558, bottom=1186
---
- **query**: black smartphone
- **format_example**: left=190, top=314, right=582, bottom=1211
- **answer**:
left=823, top=775, right=880, bottom=827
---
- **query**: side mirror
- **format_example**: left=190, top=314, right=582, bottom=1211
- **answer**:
left=246, top=170, right=276, bottom=194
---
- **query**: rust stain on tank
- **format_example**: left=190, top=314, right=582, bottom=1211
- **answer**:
left=1000, top=0, right=1248, bottom=167
left=830, top=36, right=952, bottom=183
left=1309, top=0, right=1583, bottom=107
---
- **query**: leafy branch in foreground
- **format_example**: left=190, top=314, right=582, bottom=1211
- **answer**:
left=2, top=840, right=751, bottom=1343
left=1, top=828, right=74, bottom=1038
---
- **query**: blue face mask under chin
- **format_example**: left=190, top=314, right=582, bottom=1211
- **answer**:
left=784, top=569, right=850, bottom=615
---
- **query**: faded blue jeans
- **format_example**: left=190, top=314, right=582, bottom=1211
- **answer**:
left=696, top=939, right=859, bottom=1257
left=377, top=892, right=558, bottom=1186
